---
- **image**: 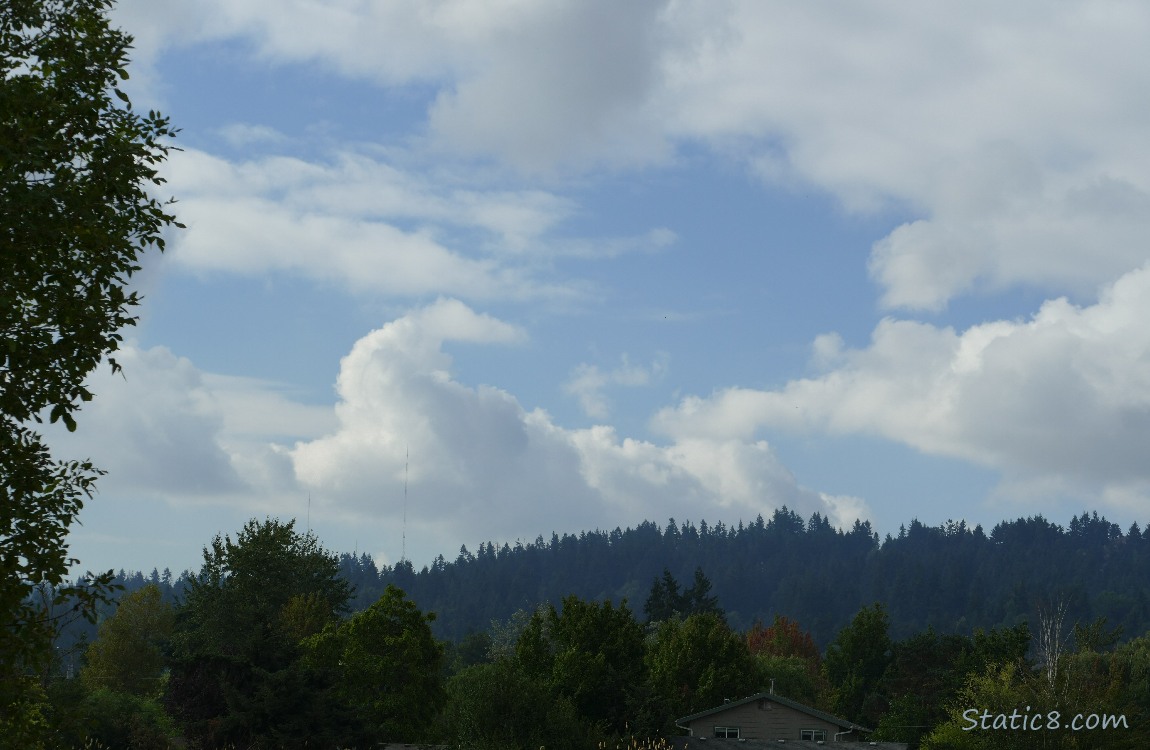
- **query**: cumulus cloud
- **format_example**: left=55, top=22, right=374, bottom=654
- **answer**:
left=653, top=264, right=1150, bottom=515
left=45, top=346, right=246, bottom=498
left=564, top=354, right=669, bottom=419
left=291, top=299, right=864, bottom=551
left=42, top=343, right=342, bottom=513
left=657, top=2, right=1150, bottom=308
left=90, top=0, right=1150, bottom=549
left=48, top=306, right=870, bottom=570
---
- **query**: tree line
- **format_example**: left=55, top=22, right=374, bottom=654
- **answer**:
left=18, top=516, right=1150, bottom=749
left=64, top=508, right=1150, bottom=653
left=340, top=508, right=1150, bottom=645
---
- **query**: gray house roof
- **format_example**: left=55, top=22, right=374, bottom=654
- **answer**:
left=676, top=691, right=872, bottom=734
left=666, top=741, right=907, bottom=749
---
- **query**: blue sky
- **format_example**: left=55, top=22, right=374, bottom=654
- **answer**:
left=52, top=0, right=1150, bottom=576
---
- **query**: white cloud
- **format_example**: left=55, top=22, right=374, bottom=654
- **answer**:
left=47, top=345, right=245, bottom=497
left=564, top=354, right=669, bottom=419
left=163, top=148, right=581, bottom=300
left=119, top=0, right=1150, bottom=308
left=90, top=0, right=1150, bottom=552
left=162, top=147, right=670, bottom=300
left=48, top=304, right=871, bottom=571
left=217, top=123, right=289, bottom=149
left=656, top=2, right=1150, bottom=309
left=290, top=299, right=865, bottom=551
left=653, top=264, right=1150, bottom=516
left=43, top=344, right=339, bottom=511
left=116, top=0, right=677, bottom=171
left=426, top=0, right=674, bottom=171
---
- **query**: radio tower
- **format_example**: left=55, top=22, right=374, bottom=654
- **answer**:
left=401, top=445, right=408, bottom=564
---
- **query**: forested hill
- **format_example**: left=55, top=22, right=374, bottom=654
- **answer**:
left=104, top=508, right=1149, bottom=646
left=338, top=509, right=1148, bottom=643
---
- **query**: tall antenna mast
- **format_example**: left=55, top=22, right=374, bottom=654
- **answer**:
left=307, top=492, right=311, bottom=535
left=401, top=445, right=408, bottom=563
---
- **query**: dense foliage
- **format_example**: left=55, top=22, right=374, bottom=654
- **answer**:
left=165, top=518, right=353, bottom=749
left=2, top=0, right=181, bottom=740
left=27, top=512, right=1150, bottom=749
left=302, top=585, right=445, bottom=743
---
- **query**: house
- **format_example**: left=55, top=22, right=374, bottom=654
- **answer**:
left=674, top=691, right=906, bottom=748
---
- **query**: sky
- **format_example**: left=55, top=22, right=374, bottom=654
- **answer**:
left=49, top=0, right=1150, bottom=577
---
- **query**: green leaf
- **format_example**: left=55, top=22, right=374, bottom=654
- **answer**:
left=0, top=0, right=181, bottom=723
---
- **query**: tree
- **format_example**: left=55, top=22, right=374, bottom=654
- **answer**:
left=81, top=583, right=174, bottom=697
left=684, top=566, right=721, bottom=617
left=76, top=688, right=179, bottom=750
left=303, top=585, right=445, bottom=745
left=438, top=658, right=591, bottom=750
left=644, top=567, right=684, bottom=622
left=824, top=602, right=892, bottom=726
left=747, top=615, right=826, bottom=706
left=747, top=614, right=821, bottom=663
left=871, top=629, right=977, bottom=748
left=1073, top=616, right=1123, bottom=654
left=0, top=0, right=181, bottom=709
left=644, top=567, right=722, bottom=623
left=517, top=595, right=646, bottom=737
left=165, top=518, right=351, bottom=748
left=646, top=612, right=759, bottom=734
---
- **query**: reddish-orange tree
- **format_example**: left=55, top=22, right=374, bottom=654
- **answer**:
left=747, top=614, right=821, bottom=664
left=746, top=615, right=827, bottom=707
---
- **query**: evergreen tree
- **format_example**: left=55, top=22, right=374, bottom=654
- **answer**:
left=644, top=567, right=685, bottom=622
left=683, top=566, right=721, bottom=617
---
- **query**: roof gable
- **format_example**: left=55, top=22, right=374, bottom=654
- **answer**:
left=676, top=692, right=871, bottom=734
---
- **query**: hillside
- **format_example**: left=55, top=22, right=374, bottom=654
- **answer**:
left=350, top=508, right=1149, bottom=643
left=91, top=508, right=1149, bottom=647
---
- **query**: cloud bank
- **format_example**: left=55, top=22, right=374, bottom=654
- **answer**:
left=290, top=299, right=862, bottom=551
left=54, top=303, right=862, bottom=567
left=118, top=0, right=1150, bottom=310
left=654, top=265, right=1150, bottom=515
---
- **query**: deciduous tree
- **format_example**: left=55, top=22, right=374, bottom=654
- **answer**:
left=824, top=602, right=892, bottom=726
left=439, top=658, right=590, bottom=750
left=0, top=0, right=181, bottom=716
left=166, top=518, right=350, bottom=748
left=646, top=612, right=759, bottom=732
left=517, top=595, right=646, bottom=736
left=81, top=583, right=173, bottom=697
left=303, top=584, right=445, bottom=744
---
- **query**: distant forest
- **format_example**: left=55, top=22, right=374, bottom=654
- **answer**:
left=75, top=508, right=1150, bottom=649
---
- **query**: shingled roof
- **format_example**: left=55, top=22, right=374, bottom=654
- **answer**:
left=676, top=691, right=872, bottom=734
